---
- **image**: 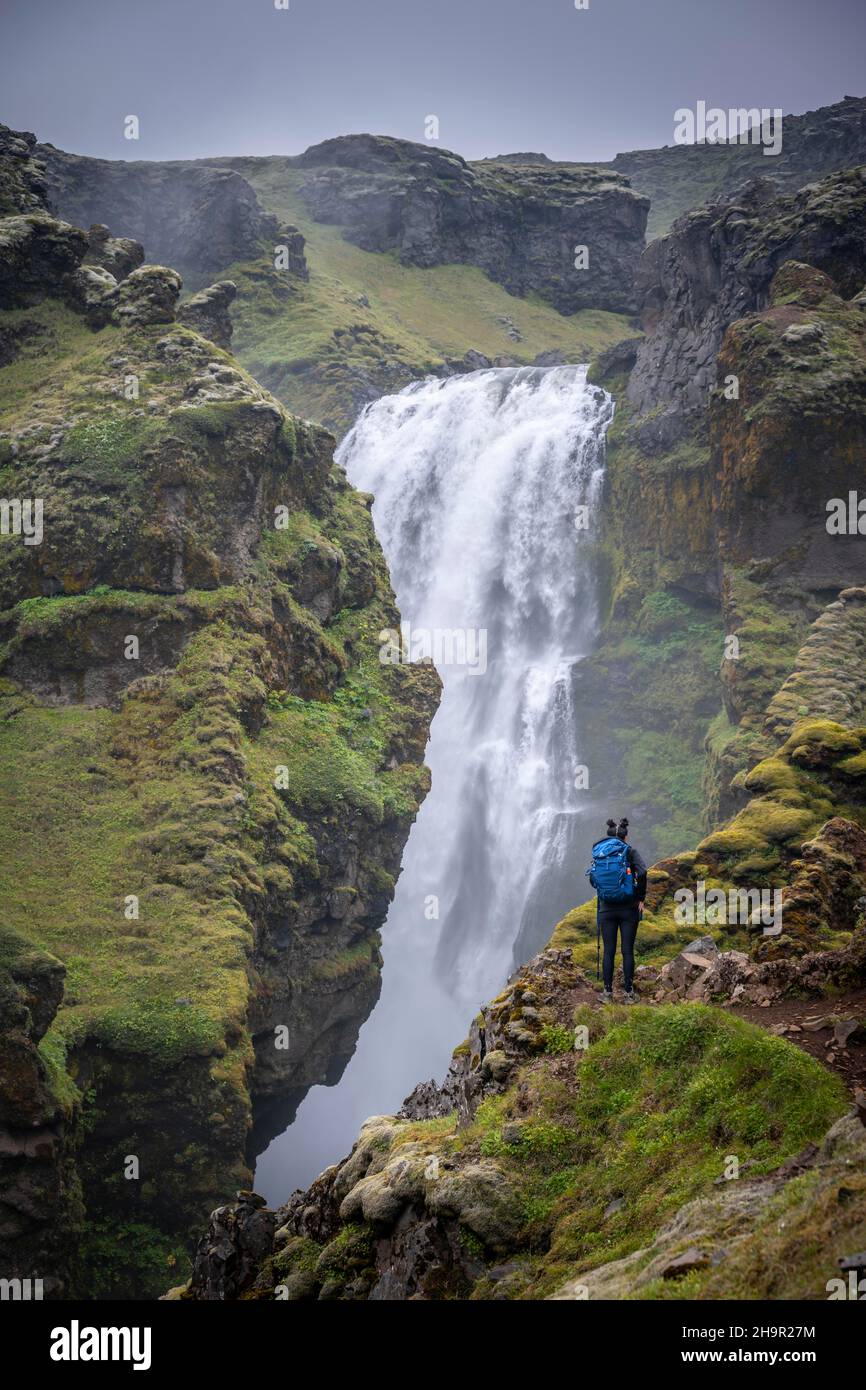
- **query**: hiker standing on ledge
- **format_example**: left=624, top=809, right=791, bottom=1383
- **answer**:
left=586, top=817, right=648, bottom=1004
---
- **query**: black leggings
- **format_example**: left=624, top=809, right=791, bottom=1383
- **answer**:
left=599, top=903, right=640, bottom=991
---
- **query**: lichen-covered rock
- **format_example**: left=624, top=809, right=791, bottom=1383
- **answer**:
left=63, top=261, right=118, bottom=326
left=0, top=212, right=87, bottom=308
left=425, top=1161, right=523, bottom=1253
left=176, top=279, right=237, bottom=347
left=111, top=263, right=182, bottom=326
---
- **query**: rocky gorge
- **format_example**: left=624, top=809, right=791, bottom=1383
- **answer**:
left=1, top=88, right=866, bottom=1304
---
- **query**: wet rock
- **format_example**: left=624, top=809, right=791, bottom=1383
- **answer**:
left=189, top=1198, right=276, bottom=1300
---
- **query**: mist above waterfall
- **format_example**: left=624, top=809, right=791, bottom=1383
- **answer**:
left=339, top=365, right=614, bottom=997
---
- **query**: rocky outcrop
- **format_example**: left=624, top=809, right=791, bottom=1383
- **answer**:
left=294, top=134, right=648, bottom=314
left=402, top=948, right=585, bottom=1123
left=627, top=166, right=866, bottom=423
left=179, top=942, right=856, bottom=1301
left=607, top=93, right=866, bottom=240
left=0, top=124, right=49, bottom=215
left=651, top=917, right=866, bottom=1007
left=0, top=213, right=87, bottom=308
left=631, top=164, right=866, bottom=419
left=83, top=222, right=143, bottom=280
left=177, top=280, right=237, bottom=348
left=38, top=143, right=279, bottom=278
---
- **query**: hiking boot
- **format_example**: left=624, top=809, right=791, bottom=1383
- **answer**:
left=601, top=989, right=613, bottom=1004
left=623, top=989, right=638, bottom=1004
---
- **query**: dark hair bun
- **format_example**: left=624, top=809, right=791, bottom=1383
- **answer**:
left=617, top=817, right=629, bottom=837
left=606, top=818, right=617, bottom=834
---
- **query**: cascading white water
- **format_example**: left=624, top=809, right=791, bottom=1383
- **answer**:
left=339, top=365, right=614, bottom=1000
left=255, top=364, right=613, bottom=1200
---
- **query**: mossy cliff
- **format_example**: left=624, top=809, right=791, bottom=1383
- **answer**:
left=23, top=95, right=866, bottom=438
left=575, top=167, right=866, bottom=874
left=0, top=154, right=439, bottom=1297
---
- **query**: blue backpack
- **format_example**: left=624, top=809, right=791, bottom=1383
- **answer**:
left=586, top=836, right=635, bottom=904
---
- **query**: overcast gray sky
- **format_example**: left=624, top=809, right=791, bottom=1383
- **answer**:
left=2, top=0, right=864, bottom=163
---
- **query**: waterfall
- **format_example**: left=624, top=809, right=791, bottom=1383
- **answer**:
left=255, top=364, right=614, bottom=1200
left=338, top=364, right=614, bottom=1001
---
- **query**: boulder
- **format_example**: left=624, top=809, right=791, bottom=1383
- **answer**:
left=177, top=279, right=237, bottom=348
left=0, top=213, right=87, bottom=308
left=111, top=264, right=182, bottom=326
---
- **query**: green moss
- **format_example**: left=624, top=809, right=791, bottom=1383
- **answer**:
left=541, top=1022, right=575, bottom=1055
left=509, top=1004, right=846, bottom=1297
left=76, top=1219, right=191, bottom=1301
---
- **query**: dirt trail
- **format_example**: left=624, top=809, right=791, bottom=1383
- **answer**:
left=730, top=987, right=866, bottom=1099
left=572, top=976, right=866, bottom=1100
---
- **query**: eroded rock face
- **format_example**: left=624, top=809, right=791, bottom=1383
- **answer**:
left=83, top=222, right=144, bottom=281
left=0, top=123, right=49, bottom=215
left=187, top=1193, right=276, bottom=1301
left=627, top=166, right=866, bottom=421
left=0, top=212, right=87, bottom=308
left=39, top=146, right=279, bottom=277
left=0, top=929, right=79, bottom=1291
left=294, top=135, right=648, bottom=315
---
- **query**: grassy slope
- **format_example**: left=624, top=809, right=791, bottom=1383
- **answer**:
left=216, top=161, right=635, bottom=433
left=272, top=1003, right=847, bottom=1301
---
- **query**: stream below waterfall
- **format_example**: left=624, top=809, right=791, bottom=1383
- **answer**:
left=255, top=365, right=614, bottom=1203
